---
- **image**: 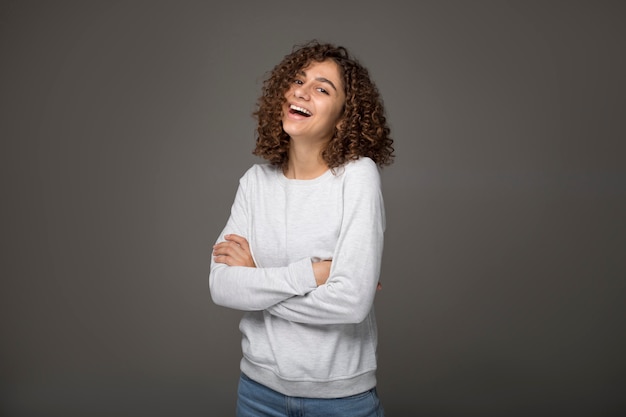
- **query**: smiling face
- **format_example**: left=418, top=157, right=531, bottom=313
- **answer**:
left=281, top=59, right=346, bottom=145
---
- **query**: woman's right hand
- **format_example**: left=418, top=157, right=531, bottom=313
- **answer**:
left=312, top=260, right=332, bottom=286
left=312, top=260, right=382, bottom=290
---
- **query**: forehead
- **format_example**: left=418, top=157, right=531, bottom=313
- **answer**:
left=300, top=59, right=343, bottom=84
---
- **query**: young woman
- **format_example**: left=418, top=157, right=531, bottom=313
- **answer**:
left=209, top=40, right=394, bottom=417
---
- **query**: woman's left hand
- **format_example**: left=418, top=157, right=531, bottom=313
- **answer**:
left=212, top=234, right=256, bottom=267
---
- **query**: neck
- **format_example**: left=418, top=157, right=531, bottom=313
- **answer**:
left=284, top=140, right=329, bottom=180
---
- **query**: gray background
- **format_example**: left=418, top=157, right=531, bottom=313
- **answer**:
left=1, top=1, right=624, bottom=416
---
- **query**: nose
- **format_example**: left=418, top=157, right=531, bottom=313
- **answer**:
left=293, top=83, right=310, bottom=100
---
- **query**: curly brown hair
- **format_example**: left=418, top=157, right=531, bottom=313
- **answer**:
left=252, top=40, right=394, bottom=169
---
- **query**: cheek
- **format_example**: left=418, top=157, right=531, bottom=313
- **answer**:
left=333, top=104, right=346, bottom=124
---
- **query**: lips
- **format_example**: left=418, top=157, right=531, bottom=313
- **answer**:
left=289, top=104, right=312, bottom=117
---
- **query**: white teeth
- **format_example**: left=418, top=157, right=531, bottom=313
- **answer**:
left=290, top=104, right=312, bottom=116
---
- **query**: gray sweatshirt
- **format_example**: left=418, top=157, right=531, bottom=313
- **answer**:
left=209, top=157, right=385, bottom=398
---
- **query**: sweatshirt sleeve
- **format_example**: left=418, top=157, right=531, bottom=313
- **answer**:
left=208, top=169, right=318, bottom=311
left=266, top=159, right=385, bottom=325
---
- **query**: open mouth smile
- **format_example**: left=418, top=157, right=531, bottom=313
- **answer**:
left=289, top=104, right=312, bottom=117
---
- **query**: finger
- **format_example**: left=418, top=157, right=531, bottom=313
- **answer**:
left=213, top=254, right=235, bottom=266
left=213, top=236, right=255, bottom=267
left=225, top=234, right=250, bottom=251
left=213, top=242, right=250, bottom=265
left=214, top=251, right=251, bottom=267
left=213, top=242, right=243, bottom=258
left=222, top=236, right=253, bottom=262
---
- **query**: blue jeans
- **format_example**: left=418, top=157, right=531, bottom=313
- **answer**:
left=236, top=373, right=384, bottom=417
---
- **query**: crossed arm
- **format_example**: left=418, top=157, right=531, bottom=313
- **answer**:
left=212, top=233, right=382, bottom=309
left=210, top=161, right=384, bottom=324
left=212, top=234, right=333, bottom=286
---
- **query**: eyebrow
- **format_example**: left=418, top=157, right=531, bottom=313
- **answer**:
left=297, top=70, right=338, bottom=91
